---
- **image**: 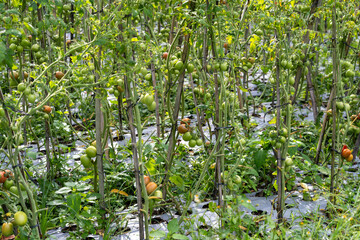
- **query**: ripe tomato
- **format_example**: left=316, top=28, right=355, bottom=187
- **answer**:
left=0, top=171, right=7, bottom=183
left=144, top=175, right=150, bottom=186
left=162, top=52, right=168, bottom=59
left=2, top=223, right=13, bottom=237
left=341, top=149, right=351, bottom=158
left=146, top=182, right=157, bottom=195
left=14, top=211, right=28, bottom=226
left=85, top=146, right=97, bottom=158
left=55, top=71, right=64, bottom=80
left=43, top=105, right=52, bottom=114
left=223, top=42, right=229, bottom=49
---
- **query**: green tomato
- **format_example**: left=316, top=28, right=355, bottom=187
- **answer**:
left=140, top=67, right=148, bottom=76
left=189, top=139, right=196, bottom=148
left=233, top=175, right=242, bottom=184
left=85, top=146, right=97, bottom=158
left=175, top=60, right=183, bottom=70
left=183, top=132, right=192, bottom=141
left=3, top=179, right=14, bottom=190
left=145, top=73, right=152, bottom=81
left=2, top=223, right=13, bottom=237
left=148, top=101, right=156, bottom=111
left=9, top=186, right=19, bottom=195
left=14, top=211, right=28, bottom=226
left=220, top=62, right=228, bottom=71
left=285, top=157, right=293, bottom=166
left=31, top=44, right=40, bottom=52
left=143, top=94, right=154, bottom=106
left=17, top=83, right=26, bottom=92
left=187, top=63, right=195, bottom=73
left=80, top=155, right=93, bottom=168
left=196, top=139, right=203, bottom=146
left=0, top=108, right=5, bottom=117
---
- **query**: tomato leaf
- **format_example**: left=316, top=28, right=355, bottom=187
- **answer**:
left=169, top=175, right=185, bottom=191
left=167, top=219, right=179, bottom=234
left=172, top=233, right=189, bottom=240
left=55, top=187, right=72, bottom=194
left=149, top=230, right=166, bottom=238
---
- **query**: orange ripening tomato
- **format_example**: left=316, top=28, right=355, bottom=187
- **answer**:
left=346, top=154, right=353, bottom=162
left=146, top=182, right=157, bottom=195
left=144, top=175, right=150, bottom=186
left=341, top=148, right=351, bottom=158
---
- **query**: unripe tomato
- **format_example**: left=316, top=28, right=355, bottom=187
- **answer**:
left=143, top=94, right=154, bottom=106
left=175, top=61, right=183, bottom=70
left=220, top=62, right=228, bottom=71
left=189, top=139, right=196, bottom=148
left=154, top=190, right=162, bottom=199
left=187, top=63, right=195, bottom=73
left=145, top=73, right=152, bottom=82
left=85, top=146, right=97, bottom=158
left=80, top=155, right=93, bottom=168
left=196, top=139, right=203, bottom=146
left=183, top=132, right=192, bottom=141
left=17, top=83, right=26, bottom=92
left=9, top=186, right=19, bottom=195
left=146, top=182, right=157, bottom=195
left=14, top=211, right=28, bottom=226
left=4, top=179, right=14, bottom=190
left=2, top=223, right=13, bottom=237
left=27, top=94, right=36, bottom=104
left=148, top=101, right=156, bottom=111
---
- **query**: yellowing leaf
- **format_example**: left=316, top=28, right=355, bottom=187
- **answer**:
left=226, top=35, right=233, bottom=44
left=131, top=37, right=138, bottom=42
left=269, top=117, right=276, bottom=125
left=111, top=189, right=129, bottom=196
left=49, top=80, right=56, bottom=88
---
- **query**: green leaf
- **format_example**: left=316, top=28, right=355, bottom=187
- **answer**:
left=26, top=151, right=37, bottom=160
left=149, top=230, right=166, bottom=238
left=172, top=233, right=189, bottom=239
left=55, top=187, right=72, bottom=194
left=167, top=219, right=179, bottom=233
left=237, top=195, right=256, bottom=211
left=254, top=149, right=267, bottom=170
left=47, top=200, right=65, bottom=206
left=145, top=158, right=156, bottom=175
left=67, top=194, right=81, bottom=214
left=169, top=175, right=185, bottom=191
